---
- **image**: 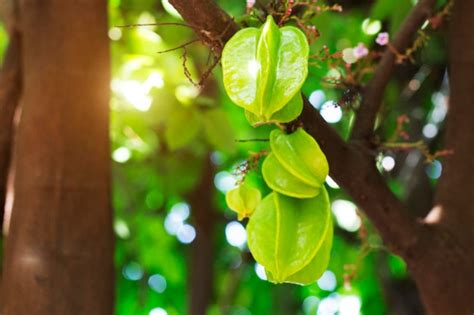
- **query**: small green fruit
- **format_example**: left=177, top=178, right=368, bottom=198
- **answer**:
left=225, top=183, right=262, bottom=220
left=222, top=15, right=309, bottom=123
left=247, top=188, right=333, bottom=284
left=262, top=128, right=329, bottom=198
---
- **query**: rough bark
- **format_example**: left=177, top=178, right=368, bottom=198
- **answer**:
left=188, top=156, right=216, bottom=315
left=1, top=1, right=114, bottom=314
left=168, top=0, right=239, bottom=55
left=436, top=0, right=474, bottom=248
left=168, top=1, right=474, bottom=314
left=406, top=1, right=474, bottom=314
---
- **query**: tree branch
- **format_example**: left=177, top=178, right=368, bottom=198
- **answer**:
left=168, top=0, right=424, bottom=255
left=298, top=100, right=421, bottom=253
left=350, top=0, right=436, bottom=141
left=168, top=0, right=239, bottom=54
left=188, top=155, right=217, bottom=315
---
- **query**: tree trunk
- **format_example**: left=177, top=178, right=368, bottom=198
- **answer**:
left=406, top=1, right=474, bottom=314
left=188, top=156, right=216, bottom=315
left=1, top=1, right=114, bottom=314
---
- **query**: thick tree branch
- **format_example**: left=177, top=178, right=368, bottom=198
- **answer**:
left=168, top=0, right=423, bottom=255
left=298, top=100, right=421, bottom=252
left=168, top=0, right=239, bottom=55
left=350, top=0, right=436, bottom=141
left=188, top=155, right=217, bottom=315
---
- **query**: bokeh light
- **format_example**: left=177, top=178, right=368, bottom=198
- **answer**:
left=332, top=200, right=362, bottom=232
left=317, top=270, right=337, bottom=291
left=320, top=101, right=342, bottom=124
left=123, top=262, right=144, bottom=281
left=225, top=221, right=247, bottom=249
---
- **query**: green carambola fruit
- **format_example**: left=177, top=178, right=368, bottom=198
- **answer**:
left=222, top=15, right=309, bottom=124
left=262, top=128, right=329, bottom=198
left=226, top=184, right=262, bottom=220
left=245, top=93, right=303, bottom=127
left=247, top=188, right=333, bottom=285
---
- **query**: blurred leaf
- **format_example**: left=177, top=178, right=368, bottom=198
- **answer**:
left=202, top=108, right=236, bottom=153
left=165, top=107, right=202, bottom=150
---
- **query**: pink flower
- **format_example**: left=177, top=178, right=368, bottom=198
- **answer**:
left=353, top=43, right=369, bottom=59
left=376, top=32, right=389, bottom=46
left=247, top=0, right=255, bottom=8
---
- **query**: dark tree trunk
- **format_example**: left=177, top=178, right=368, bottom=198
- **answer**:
left=406, top=1, right=474, bottom=314
left=188, top=156, right=216, bottom=315
left=1, top=1, right=114, bottom=314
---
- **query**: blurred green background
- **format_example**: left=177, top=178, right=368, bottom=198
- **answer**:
left=0, top=0, right=449, bottom=314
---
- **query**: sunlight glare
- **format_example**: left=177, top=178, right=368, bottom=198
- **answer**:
left=176, top=224, right=196, bottom=244
left=149, top=307, right=168, bottom=315
left=225, top=221, right=247, bottom=249
left=164, top=202, right=190, bottom=235
left=325, top=176, right=340, bottom=189
left=309, top=90, right=326, bottom=109
left=113, top=147, right=132, bottom=163
left=254, top=263, right=267, bottom=280
left=381, top=156, right=396, bottom=172
left=247, top=60, right=260, bottom=78
left=317, top=270, right=337, bottom=291
left=108, top=27, right=122, bottom=41
left=214, top=171, right=237, bottom=193
left=362, top=19, right=382, bottom=35
left=339, top=295, right=361, bottom=315
left=144, top=72, right=165, bottom=90
left=114, top=219, right=131, bottom=239
left=331, top=200, right=361, bottom=232
left=320, top=101, right=342, bottom=124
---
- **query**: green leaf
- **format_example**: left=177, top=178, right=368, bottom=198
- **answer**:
left=262, top=128, right=329, bottom=198
left=246, top=188, right=332, bottom=284
left=245, top=93, right=303, bottom=126
left=222, top=15, right=308, bottom=122
left=165, top=108, right=202, bottom=150
left=202, top=108, right=236, bottom=153
left=225, top=183, right=262, bottom=220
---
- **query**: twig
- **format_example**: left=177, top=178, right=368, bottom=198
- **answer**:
left=180, top=46, right=221, bottom=88
left=234, top=150, right=268, bottom=184
left=157, top=39, right=200, bottom=54
left=380, top=140, right=454, bottom=163
left=116, top=22, right=192, bottom=28
left=235, top=138, right=269, bottom=143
